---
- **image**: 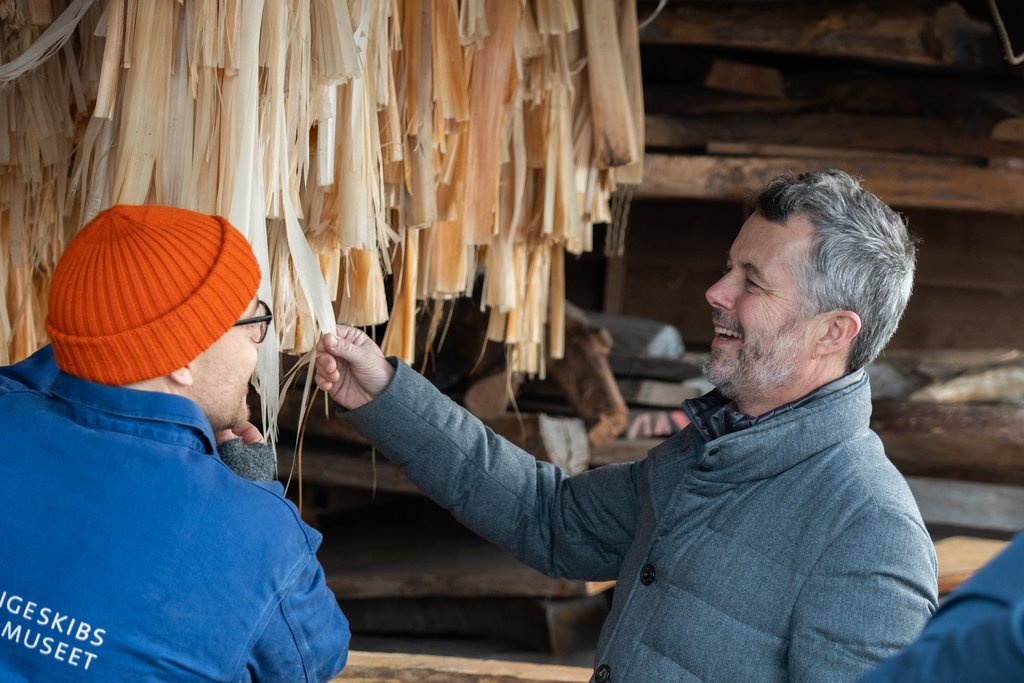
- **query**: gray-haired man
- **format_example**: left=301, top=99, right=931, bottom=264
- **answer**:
left=316, top=170, right=937, bottom=682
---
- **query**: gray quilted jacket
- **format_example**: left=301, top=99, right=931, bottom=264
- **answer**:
left=344, top=361, right=938, bottom=682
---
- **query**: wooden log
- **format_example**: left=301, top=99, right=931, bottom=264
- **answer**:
left=645, top=113, right=1024, bottom=161
left=906, top=477, right=1024, bottom=533
left=334, top=651, right=592, bottom=681
left=871, top=399, right=1024, bottom=486
left=483, top=414, right=590, bottom=475
left=463, top=370, right=524, bottom=420
left=636, top=153, right=1024, bottom=214
left=639, top=2, right=1000, bottom=69
left=934, top=536, right=1009, bottom=594
left=607, top=354, right=704, bottom=382
left=908, top=364, right=1024, bottom=402
left=546, top=305, right=628, bottom=446
left=584, top=310, right=685, bottom=359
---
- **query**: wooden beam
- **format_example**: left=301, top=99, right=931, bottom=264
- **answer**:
left=645, top=113, right=1024, bottom=160
left=636, top=153, right=1024, bottom=213
left=639, top=2, right=999, bottom=68
left=319, top=523, right=614, bottom=600
left=643, top=76, right=1021, bottom=133
left=333, top=651, right=592, bottom=682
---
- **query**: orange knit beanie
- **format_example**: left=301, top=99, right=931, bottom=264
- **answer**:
left=45, top=205, right=261, bottom=385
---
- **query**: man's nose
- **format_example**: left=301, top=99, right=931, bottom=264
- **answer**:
left=706, top=274, right=734, bottom=311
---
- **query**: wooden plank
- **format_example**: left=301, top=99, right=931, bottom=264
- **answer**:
left=889, top=285, right=1024, bottom=352
left=643, top=74, right=1020, bottom=131
left=706, top=142, right=973, bottom=167
left=319, top=522, right=613, bottom=600
left=334, top=651, right=591, bottom=682
left=704, top=60, right=783, bottom=98
left=639, top=2, right=999, bottom=68
left=607, top=354, right=704, bottom=382
left=907, top=477, right=1024, bottom=533
left=590, top=438, right=659, bottom=467
left=934, top=536, right=1009, bottom=594
left=339, top=594, right=608, bottom=657
left=645, top=114, right=1024, bottom=160
left=636, top=154, right=1024, bottom=214
left=615, top=378, right=706, bottom=408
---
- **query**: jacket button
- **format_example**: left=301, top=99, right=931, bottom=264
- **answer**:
left=595, top=664, right=611, bottom=682
left=640, top=563, right=656, bottom=585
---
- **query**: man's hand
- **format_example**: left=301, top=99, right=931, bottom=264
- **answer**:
left=215, top=421, right=265, bottom=445
left=315, top=325, right=395, bottom=410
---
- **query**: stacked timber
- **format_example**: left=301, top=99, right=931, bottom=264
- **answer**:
left=634, top=0, right=1024, bottom=213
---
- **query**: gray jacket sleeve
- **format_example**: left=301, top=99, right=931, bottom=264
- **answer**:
left=790, top=507, right=938, bottom=682
left=343, top=360, right=643, bottom=581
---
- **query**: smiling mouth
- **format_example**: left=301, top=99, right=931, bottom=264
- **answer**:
left=714, top=326, right=743, bottom=340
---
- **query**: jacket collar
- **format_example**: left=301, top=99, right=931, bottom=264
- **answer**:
left=683, top=370, right=864, bottom=443
left=50, top=371, right=217, bottom=454
left=660, top=370, right=872, bottom=484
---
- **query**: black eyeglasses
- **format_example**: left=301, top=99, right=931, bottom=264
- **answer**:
left=233, top=299, right=273, bottom=344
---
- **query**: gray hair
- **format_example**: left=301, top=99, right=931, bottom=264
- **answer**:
left=750, top=170, right=917, bottom=371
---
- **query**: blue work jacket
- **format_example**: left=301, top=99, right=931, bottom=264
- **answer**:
left=0, top=347, right=348, bottom=682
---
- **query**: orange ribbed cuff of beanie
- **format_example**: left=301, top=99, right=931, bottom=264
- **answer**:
left=45, top=205, right=261, bottom=386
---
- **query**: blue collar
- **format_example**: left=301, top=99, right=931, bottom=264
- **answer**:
left=49, top=371, right=217, bottom=454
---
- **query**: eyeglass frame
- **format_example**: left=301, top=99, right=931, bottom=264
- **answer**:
left=233, top=300, right=273, bottom=344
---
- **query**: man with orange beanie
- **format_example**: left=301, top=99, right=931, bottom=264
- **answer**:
left=0, top=205, right=349, bottom=682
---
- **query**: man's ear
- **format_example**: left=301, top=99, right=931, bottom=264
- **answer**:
left=167, top=366, right=194, bottom=388
left=814, top=310, right=862, bottom=358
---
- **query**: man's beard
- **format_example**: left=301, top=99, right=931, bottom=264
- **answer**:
left=199, top=386, right=251, bottom=433
left=703, top=316, right=803, bottom=409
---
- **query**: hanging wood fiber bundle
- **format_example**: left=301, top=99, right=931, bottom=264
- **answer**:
left=1, top=0, right=645, bottom=392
